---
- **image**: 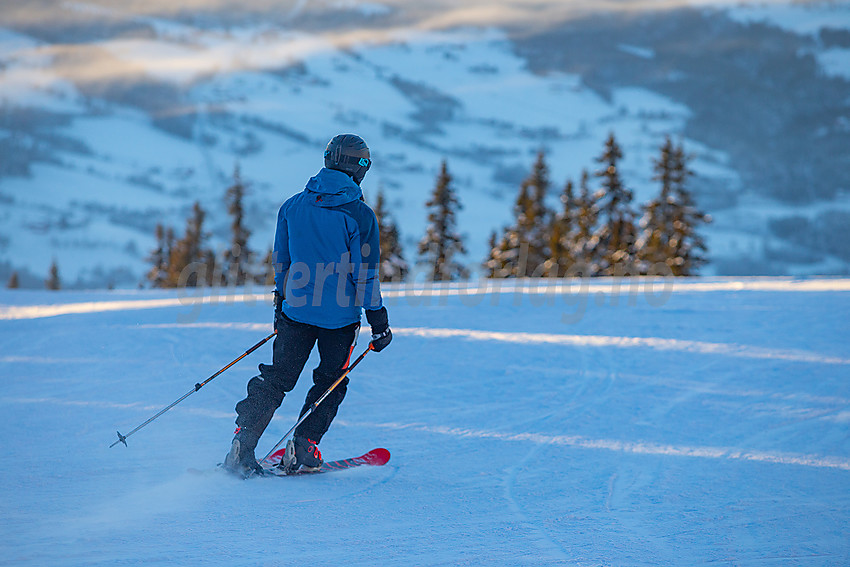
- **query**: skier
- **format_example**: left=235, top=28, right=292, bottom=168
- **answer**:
left=224, top=134, right=393, bottom=477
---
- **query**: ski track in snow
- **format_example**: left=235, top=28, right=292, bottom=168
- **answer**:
left=338, top=420, right=850, bottom=472
left=2, top=277, right=849, bottom=321
left=134, top=321, right=850, bottom=366
left=3, top=394, right=846, bottom=471
left=395, top=327, right=850, bottom=366
left=501, top=347, right=597, bottom=562
left=503, top=439, right=571, bottom=562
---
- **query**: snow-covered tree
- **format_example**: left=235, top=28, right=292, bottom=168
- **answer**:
left=572, top=170, right=601, bottom=275
left=482, top=231, right=500, bottom=278
left=486, top=151, right=553, bottom=277
left=546, top=179, right=577, bottom=277
left=638, top=138, right=711, bottom=275
left=418, top=160, right=468, bottom=281
left=373, top=189, right=409, bottom=282
left=592, top=133, right=637, bottom=275
left=636, top=137, right=677, bottom=273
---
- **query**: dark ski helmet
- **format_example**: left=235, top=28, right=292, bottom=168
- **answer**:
left=324, top=134, right=371, bottom=185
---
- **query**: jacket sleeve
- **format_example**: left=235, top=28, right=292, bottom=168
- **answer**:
left=273, top=204, right=291, bottom=296
left=355, top=206, right=383, bottom=311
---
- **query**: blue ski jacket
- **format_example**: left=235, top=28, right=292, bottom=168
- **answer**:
left=273, top=167, right=383, bottom=329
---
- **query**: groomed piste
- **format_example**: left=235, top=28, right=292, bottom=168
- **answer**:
left=1, top=278, right=848, bottom=565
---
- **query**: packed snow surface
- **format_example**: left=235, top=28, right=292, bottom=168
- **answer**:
left=1, top=277, right=849, bottom=565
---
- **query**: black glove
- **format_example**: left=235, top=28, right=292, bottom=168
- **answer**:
left=370, top=328, right=392, bottom=352
left=273, top=290, right=284, bottom=332
left=366, top=307, right=392, bottom=353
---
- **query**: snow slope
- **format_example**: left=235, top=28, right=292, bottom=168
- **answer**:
left=1, top=278, right=849, bottom=565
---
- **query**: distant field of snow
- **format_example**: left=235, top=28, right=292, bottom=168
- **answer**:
left=725, top=1, right=850, bottom=37
left=1, top=278, right=848, bottom=565
left=819, top=48, right=850, bottom=80
left=1, top=0, right=849, bottom=287
left=725, top=1, right=850, bottom=80
left=1, top=22, right=729, bottom=285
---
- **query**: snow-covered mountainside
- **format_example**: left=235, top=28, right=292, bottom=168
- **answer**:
left=1, top=279, right=848, bottom=564
left=1, top=0, right=849, bottom=287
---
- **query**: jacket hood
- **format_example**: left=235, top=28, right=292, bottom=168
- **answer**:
left=304, top=167, right=363, bottom=208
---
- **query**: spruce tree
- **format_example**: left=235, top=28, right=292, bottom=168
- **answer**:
left=257, top=247, right=275, bottom=286
left=591, top=133, right=637, bottom=275
left=483, top=228, right=518, bottom=279
left=167, top=201, right=212, bottom=287
left=636, top=137, right=676, bottom=273
left=546, top=179, right=576, bottom=277
left=482, top=231, right=500, bottom=278
left=668, top=142, right=710, bottom=275
left=165, top=227, right=175, bottom=279
left=418, top=160, right=468, bottom=281
left=488, top=151, right=552, bottom=277
left=525, top=151, right=553, bottom=274
left=572, top=169, right=600, bottom=275
left=7, top=271, right=19, bottom=289
left=222, top=164, right=253, bottom=286
left=46, top=260, right=60, bottom=290
left=637, top=137, right=710, bottom=275
left=146, top=224, right=172, bottom=288
left=203, top=249, right=218, bottom=287
left=488, top=185, right=531, bottom=277
left=373, top=190, right=408, bottom=282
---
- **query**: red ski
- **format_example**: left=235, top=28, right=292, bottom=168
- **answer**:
left=261, top=447, right=390, bottom=477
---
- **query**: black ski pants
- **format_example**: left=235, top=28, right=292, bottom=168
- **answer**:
left=235, top=311, right=359, bottom=448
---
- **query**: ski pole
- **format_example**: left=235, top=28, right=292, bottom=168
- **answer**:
left=258, top=343, right=374, bottom=467
left=110, top=331, right=277, bottom=448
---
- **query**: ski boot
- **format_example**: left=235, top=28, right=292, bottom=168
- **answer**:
left=222, top=429, right=265, bottom=478
left=280, top=436, right=323, bottom=474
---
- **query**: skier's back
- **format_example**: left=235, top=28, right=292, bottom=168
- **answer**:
left=224, top=134, right=393, bottom=477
